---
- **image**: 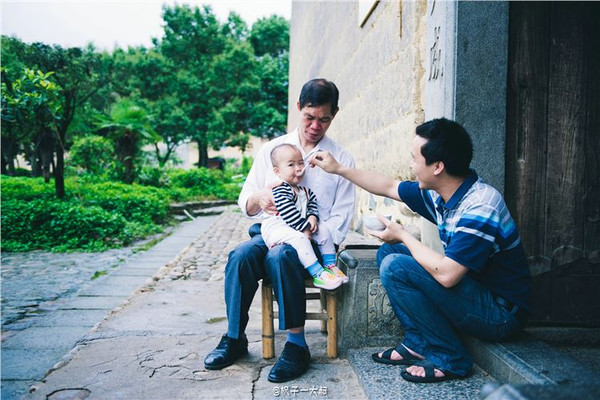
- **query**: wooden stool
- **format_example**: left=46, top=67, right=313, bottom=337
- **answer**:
left=261, top=279, right=339, bottom=359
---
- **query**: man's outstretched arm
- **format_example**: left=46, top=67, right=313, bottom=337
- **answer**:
left=310, top=151, right=401, bottom=201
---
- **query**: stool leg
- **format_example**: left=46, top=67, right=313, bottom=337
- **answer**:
left=326, top=290, right=338, bottom=358
left=261, top=283, right=275, bottom=359
left=319, top=289, right=327, bottom=333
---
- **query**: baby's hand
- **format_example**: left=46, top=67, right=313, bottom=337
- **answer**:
left=307, top=215, right=318, bottom=233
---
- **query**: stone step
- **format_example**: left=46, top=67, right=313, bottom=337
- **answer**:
left=464, top=333, right=600, bottom=386
left=169, top=200, right=235, bottom=214
left=336, top=245, right=600, bottom=398
left=481, top=383, right=600, bottom=400
left=172, top=205, right=232, bottom=221
left=347, top=347, right=495, bottom=399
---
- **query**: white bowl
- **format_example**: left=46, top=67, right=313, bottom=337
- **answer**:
left=363, top=214, right=392, bottom=231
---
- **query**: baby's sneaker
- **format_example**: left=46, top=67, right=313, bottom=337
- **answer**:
left=325, top=265, right=349, bottom=283
left=313, top=269, right=343, bottom=290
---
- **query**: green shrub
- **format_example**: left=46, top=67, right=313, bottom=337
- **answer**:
left=1, top=198, right=147, bottom=252
left=72, top=181, right=170, bottom=224
left=12, top=168, right=32, bottom=177
left=1, top=164, right=246, bottom=252
left=167, top=167, right=242, bottom=201
left=67, top=136, right=114, bottom=176
left=1, top=176, right=56, bottom=201
left=137, top=166, right=170, bottom=188
left=1, top=176, right=167, bottom=252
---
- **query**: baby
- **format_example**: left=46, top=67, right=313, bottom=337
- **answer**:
left=260, top=143, right=348, bottom=290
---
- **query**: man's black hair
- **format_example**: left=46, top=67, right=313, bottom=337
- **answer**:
left=416, top=118, right=473, bottom=177
left=298, top=78, right=339, bottom=115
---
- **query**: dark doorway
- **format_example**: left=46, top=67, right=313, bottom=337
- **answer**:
left=505, top=2, right=600, bottom=326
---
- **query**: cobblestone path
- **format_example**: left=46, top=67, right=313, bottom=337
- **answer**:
left=1, top=241, right=149, bottom=331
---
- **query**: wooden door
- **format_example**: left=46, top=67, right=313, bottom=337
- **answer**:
left=506, top=2, right=600, bottom=326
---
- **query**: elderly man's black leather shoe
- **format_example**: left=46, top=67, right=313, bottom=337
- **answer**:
left=204, top=334, right=248, bottom=370
left=267, top=342, right=311, bottom=383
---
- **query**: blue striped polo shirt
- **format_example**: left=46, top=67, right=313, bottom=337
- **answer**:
left=398, top=171, right=531, bottom=311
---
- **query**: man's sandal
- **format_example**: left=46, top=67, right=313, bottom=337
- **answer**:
left=400, top=360, right=460, bottom=383
left=371, top=344, right=421, bottom=366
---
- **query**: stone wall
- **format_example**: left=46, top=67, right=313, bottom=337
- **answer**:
left=288, top=0, right=428, bottom=233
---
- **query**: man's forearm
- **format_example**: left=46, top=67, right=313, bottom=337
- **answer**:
left=400, top=231, right=468, bottom=288
left=337, top=165, right=400, bottom=200
left=245, top=193, right=262, bottom=216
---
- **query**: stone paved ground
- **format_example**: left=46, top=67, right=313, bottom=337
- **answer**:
left=1, top=247, right=136, bottom=330
left=20, top=208, right=368, bottom=399
left=1, top=217, right=217, bottom=399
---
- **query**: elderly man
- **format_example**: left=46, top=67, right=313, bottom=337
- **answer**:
left=204, top=79, right=355, bottom=383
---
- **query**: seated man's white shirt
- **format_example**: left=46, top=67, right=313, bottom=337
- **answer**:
left=238, top=129, right=355, bottom=245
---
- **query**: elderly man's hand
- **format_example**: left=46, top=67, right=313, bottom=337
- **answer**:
left=258, top=185, right=279, bottom=215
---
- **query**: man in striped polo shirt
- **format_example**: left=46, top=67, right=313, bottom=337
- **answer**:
left=310, top=118, right=531, bottom=383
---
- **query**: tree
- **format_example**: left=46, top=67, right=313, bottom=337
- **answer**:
left=158, top=4, right=226, bottom=167
left=109, top=47, right=189, bottom=167
left=208, top=27, right=260, bottom=153
left=27, top=43, right=110, bottom=197
left=248, top=16, right=290, bottom=139
left=249, top=15, right=289, bottom=58
left=96, top=98, right=160, bottom=184
left=157, top=6, right=290, bottom=163
left=1, top=67, right=61, bottom=179
left=1, top=36, right=31, bottom=174
left=67, top=135, right=114, bottom=176
left=146, top=95, right=190, bottom=167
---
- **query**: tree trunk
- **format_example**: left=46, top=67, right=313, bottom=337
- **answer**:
left=53, top=91, right=76, bottom=197
left=197, top=140, right=209, bottom=168
left=154, top=143, right=175, bottom=168
left=30, top=149, right=42, bottom=177
left=54, top=144, right=65, bottom=199
left=1, top=136, right=19, bottom=175
left=116, top=131, right=137, bottom=184
left=1, top=152, right=8, bottom=175
left=38, top=129, right=55, bottom=183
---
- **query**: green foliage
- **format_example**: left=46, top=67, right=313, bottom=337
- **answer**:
left=2, top=198, right=131, bottom=252
left=1, top=175, right=57, bottom=201
left=10, top=168, right=32, bottom=177
left=96, top=98, right=160, bottom=184
left=1, top=67, right=62, bottom=177
left=166, top=168, right=242, bottom=201
left=76, top=181, right=169, bottom=224
left=249, top=15, right=289, bottom=57
left=68, top=136, right=114, bottom=176
left=248, top=16, right=289, bottom=139
left=1, top=165, right=246, bottom=252
left=137, top=166, right=170, bottom=188
left=1, top=8, right=288, bottom=193
left=240, top=156, right=253, bottom=175
left=1, top=176, right=167, bottom=252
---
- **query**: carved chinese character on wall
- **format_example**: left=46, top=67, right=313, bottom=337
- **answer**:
left=429, top=26, right=443, bottom=81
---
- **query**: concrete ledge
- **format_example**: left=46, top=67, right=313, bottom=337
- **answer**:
left=464, top=333, right=600, bottom=385
left=481, top=383, right=600, bottom=400
left=525, top=327, right=600, bottom=346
